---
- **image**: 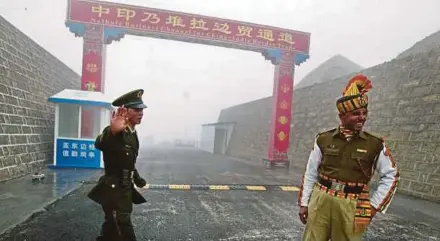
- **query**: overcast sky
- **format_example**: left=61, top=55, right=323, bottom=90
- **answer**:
left=1, top=0, right=440, bottom=142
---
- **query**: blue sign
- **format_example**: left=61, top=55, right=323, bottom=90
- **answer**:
left=56, top=138, right=101, bottom=168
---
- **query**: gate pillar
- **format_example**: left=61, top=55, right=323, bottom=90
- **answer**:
left=79, top=25, right=106, bottom=138
left=263, top=50, right=296, bottom=168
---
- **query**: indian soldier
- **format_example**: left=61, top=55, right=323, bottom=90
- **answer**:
left=88, top=89, right=148, bottom=241
left=298, top=74, right=400, bottom=241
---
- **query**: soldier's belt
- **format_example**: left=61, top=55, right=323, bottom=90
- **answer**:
left=104, top=170, right=134, bottom=178
left=103, top=173, right=134, bottom=189
left=318, top=177, right=363, bottom=194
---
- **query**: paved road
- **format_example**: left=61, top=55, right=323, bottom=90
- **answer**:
left=1, top=147, right=439, bottom=241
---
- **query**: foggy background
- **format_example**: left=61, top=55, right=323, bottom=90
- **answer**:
left=1, top=0, right=439, bottom=143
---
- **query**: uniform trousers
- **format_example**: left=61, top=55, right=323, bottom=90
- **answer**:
left=302, top=184, right=366, bottom=241
left=96, top=189, right=136, bottom=241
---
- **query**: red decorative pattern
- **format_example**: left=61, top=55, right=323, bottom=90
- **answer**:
left=80, top=25, right=106, bottom=138
left=267, top=52, right=295, bottom=160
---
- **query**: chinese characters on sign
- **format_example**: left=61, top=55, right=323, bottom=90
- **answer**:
left=61, top=141, right=97, bottom=159
left=57, top=138, right=101, bottom=167
left=67, top=0, right=310, bottom=53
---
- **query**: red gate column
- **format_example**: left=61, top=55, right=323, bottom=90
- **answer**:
left=81, top=24, right=105, bottom=92
left=266, top=51, right=296, bottom=167
left=80, top=24, right=106, bottom=138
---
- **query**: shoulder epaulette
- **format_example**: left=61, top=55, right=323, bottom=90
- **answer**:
left=316, top=128, right=337, bottom=138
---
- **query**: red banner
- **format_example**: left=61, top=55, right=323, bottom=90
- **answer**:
left=81, top=24, right=104, bottom=92
left=81, top=51, right=102, bottom=138
left=81, top=52, right=103, bottom=91
left=80, top=25, right=105, bottom=138
left=67, top=0, right=310, bottom=54
left=267, top=52, right=295, bottom=161
left=273, top=74, right=293, bottom=152
left=268, top=74, right=294, bottom=160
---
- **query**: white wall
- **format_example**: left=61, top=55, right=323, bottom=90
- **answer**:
left=224, top=123, right=235, bottom=152
left=200, top=125, right=215, bottom=153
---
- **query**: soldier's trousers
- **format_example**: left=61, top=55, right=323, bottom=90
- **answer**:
left=302, top=184, right=365, bottom=241
left=95, top=206, right=136, bottom=241
left=96, top=191, right=136, bottom=241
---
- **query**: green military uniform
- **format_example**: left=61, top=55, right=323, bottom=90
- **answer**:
left=299, top=75, right=400, bottom=241
left=88, top=89, right=148, bottom=241
left=317, top=128, right=383, bottom=183
left=303, top=128, right=383, bottom=241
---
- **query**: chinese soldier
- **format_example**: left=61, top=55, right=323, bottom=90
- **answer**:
left=88, top=89, right=148, bottom=241
left=298, top=75, right=400, bottom=241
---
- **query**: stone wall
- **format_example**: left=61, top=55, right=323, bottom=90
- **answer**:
left=218, top=47, right=440, bottom=202
left=0, top=16, right=80, bottom=181
left=218, top=97, right=272, bottom=160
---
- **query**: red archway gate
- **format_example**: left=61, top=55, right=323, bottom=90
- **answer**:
left=65, top=0, right=310, bottom=168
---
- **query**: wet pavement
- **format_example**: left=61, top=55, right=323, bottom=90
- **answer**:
left=0, top=147, right=439, bottom=241
left=0, top=167, right=102, bottom=235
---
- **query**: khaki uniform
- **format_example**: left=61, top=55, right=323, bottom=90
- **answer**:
left=303, top=184, right=363, bottom=241
left=317, top=129, right=382, bottom=183
left=299, top=128, right=400, bottom=241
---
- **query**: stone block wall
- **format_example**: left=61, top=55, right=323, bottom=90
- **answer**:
left=0, top=16, right=80, bottom=181
left=218, top=47, right=440, bottom=202
left=218, top=97, right=272, bottom=161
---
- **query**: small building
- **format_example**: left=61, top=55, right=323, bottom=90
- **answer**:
left=199, top=122, right=235, bottom=154
left=47, top=89, right=113, bottom=169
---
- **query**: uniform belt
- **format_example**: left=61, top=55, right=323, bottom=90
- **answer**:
left=104, top=170, right=135, bottom=189
left=104, top=170, right=134, bottom=178
left=318, top=177, right=363, bottom=194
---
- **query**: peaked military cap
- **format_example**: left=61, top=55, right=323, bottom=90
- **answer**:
left=112, top=89, right=147, bottom=109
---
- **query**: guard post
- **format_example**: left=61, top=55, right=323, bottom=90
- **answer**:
left=47, top=89, right=113, bottom=169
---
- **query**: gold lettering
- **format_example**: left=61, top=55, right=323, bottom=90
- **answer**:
left=166, top=15, right=186, bottom=27
left=190, top=18, right=209, bottom=30
left=212, top=22, right=231, bottom=34
left=280, top=84, right=290, bottom=93
left=85, top=81, right=97, bottom=91
left=236, top=26, right=253, bottom=37
left=141, top=12, right=160, bottom=24
left=278, top=32, right=295, bottom=45
left=117, top=8, right=136, bottom=21
left=278, top=116, right=288, bottom=125
left=257, top=29, right=274, bottom=41
left=280, top=100, right=289, bottom=110
left=91, top=5, right=110, bottom=17
left=86, top=63, right=98, bottom=73
left=277, top=131, right=287, bottom=141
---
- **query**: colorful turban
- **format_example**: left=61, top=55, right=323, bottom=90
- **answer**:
left=336, top=74, right=372, bottom=114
